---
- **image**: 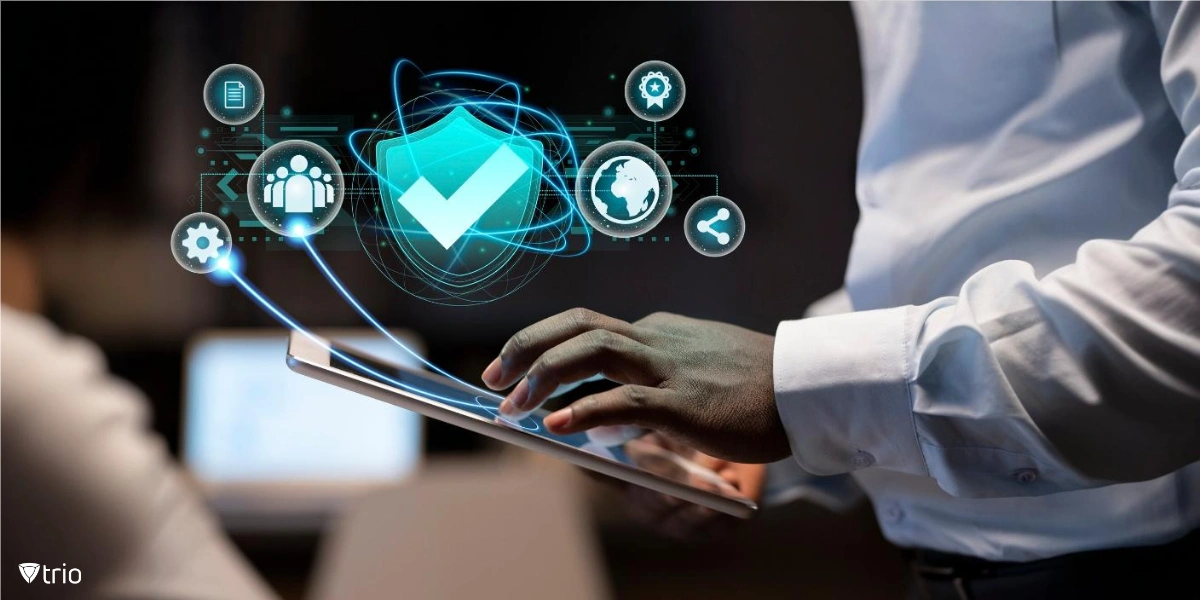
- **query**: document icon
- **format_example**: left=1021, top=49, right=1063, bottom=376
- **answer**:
left=224, top=81, right=246, bottom=110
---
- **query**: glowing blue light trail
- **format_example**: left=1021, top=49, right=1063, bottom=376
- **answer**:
left=218, top=263, right=537, bottom=431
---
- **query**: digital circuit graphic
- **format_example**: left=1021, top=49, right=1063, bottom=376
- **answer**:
left=174, top=58, right=744, bottom=414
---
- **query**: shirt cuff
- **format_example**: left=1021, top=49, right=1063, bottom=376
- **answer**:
left=773, top=306, right=927, bottom=477
left=763, top=458, right=865, bottom=512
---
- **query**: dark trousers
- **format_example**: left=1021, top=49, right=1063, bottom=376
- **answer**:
left=907, top=529, right=1200, bottom=600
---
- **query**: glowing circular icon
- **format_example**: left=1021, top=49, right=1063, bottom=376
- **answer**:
left=203, top=64, right=265, bottom=126
left=684, top=196, right=745, bottom=257
left=575, top=141, right=672, bottom=238
left=171, top=212, right=233, bottom=273
left=247, top=140, right=344, bottom=237
left=625, top=60, right=686, bottom=122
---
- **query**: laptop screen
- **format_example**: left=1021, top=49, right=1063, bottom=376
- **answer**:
left=184, top=331, right=422, bottom=484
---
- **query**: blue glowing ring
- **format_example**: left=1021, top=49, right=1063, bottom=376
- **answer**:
left=346, top=59, right=591, bottom=306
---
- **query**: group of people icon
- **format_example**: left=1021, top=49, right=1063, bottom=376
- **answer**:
left=265, top=154, right=334, bottom=214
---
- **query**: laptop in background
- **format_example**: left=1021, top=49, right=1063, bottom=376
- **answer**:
left=183, top=329, right=424, bottom=532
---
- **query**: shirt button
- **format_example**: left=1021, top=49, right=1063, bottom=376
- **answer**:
left=1015, top=468, right=1039, bottom=484
left=884, top=504, right=905, bottom=524
left=852, top=451, right=876, bottom=469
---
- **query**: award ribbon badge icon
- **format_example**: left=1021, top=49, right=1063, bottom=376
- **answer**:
left=638, top=71, right=672, bottom=109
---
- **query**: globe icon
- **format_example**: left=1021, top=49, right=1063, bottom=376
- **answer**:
left=590, top=156, right=660, bottom=223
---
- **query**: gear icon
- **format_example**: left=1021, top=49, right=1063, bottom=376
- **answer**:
left=638, top=71, right=673, bottom=109
left=181, top=222, right=225, bottom=264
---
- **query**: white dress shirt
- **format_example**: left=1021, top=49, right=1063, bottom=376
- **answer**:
left=1, top=307, right=276, bottom=599
left=772, top=2, right=1200, bottom=561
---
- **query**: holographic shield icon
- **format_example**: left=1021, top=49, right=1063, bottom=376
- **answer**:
left=375, top=107, right=543, bottom=287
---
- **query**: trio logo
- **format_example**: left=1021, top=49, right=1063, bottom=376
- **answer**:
left=18, top=562, right=81, bottom=584
left=18, top=563, right=39, bottom=583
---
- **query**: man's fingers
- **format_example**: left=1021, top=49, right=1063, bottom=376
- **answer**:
left=543, top=385, right=673, bottom=435
left=499, top=330, right=667, bottom=414
left=725, top=463, right=769, bottom=501
left=483, top=308, right=635, bottom=390
left=691, top=451, right=729, bottom=473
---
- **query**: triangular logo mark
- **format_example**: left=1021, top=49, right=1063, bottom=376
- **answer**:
left=19, top=563, right=40, bottom=583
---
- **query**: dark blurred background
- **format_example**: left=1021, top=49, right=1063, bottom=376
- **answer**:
left=4, top=2, right=904, bottom=598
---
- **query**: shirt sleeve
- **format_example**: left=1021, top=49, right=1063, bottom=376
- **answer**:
left=774, top=2, right=1200, bottom=499
left=760, top=289, right=865, bottom=512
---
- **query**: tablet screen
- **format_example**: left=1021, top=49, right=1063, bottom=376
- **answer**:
left=326, top=343, right=744, bottom=498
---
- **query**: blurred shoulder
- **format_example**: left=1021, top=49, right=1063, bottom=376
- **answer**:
left=1, top=305, right=145, bottom=424
left=2, top=305, right=108, bottom=385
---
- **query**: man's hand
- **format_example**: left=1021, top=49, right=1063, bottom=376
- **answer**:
left=481, top=309, right=790, bottom=464
left=621, top=435, right=769, bottom=539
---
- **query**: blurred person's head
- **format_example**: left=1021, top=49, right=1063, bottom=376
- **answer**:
left=1, top=233, right=42, bottom=313
left=0, top=138, right=71, bottom=314
left=0, top=108, right=86, bottom=314
left=2, top=6, right=156, bottom=314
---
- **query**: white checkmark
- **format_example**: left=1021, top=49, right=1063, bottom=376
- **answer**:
left=396, top=144, right=530, bottom=249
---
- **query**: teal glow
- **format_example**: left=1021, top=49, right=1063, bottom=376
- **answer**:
left=346, top=59, right=587, bottom=306
left=376, top=106, right=543, bottom=273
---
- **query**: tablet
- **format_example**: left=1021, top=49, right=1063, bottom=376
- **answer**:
left=286, top=331, right=758, bottom=518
